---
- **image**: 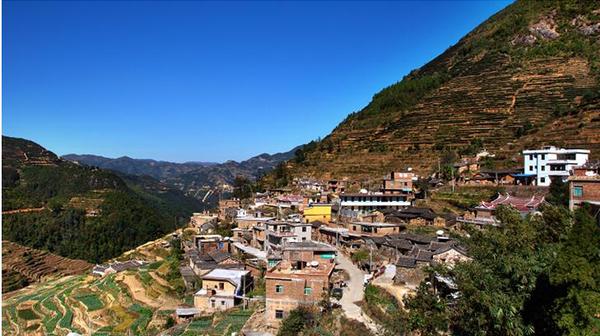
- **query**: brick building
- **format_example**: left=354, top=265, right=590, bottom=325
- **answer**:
left=569, top=162, right=600, bottom=210
left=265, top=259, right=335, bottom=325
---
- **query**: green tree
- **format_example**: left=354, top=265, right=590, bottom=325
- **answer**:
left=546, top=178, right=569, bottom=208
left=277, top=307, right=314, bottom=336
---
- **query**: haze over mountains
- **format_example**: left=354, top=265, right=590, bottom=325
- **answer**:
left=63, top=146, right=300, bottom=201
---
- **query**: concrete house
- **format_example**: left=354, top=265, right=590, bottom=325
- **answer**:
left=523, top=146, right=590, bottom=186
left=194, top=269, right=252, bottom=312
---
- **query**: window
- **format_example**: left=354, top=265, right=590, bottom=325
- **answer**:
left=541, top=166, right=545, bottom=171
left=540, top=177, right=546, bottom=183
left=275, top=310, right=284, bottom=319
left=302, top=227, right=307, bottom=232
left=541, top=154, right=545, bottom=160
left=573, top=186, right=583, bottom=197
left=221, top=300, right=225, bottom=306
left=529, top=165, right=534, bottom=171
left=530, top=155, right=534, bottom=160
left=304, top=287, right=312, bottom=295
left=353, top=225, right=357, bottom=231
left=275, top=285, right=283, bottom=293
left=219, top=282, right=224, bottom=290
left=374, top=228, right=378, bottom=233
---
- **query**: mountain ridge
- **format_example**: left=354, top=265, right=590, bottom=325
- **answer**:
left=63, top=145, right=301, bottom=202
left=281, top=0, right=600, bottom=183
left=2, top=136, right=203, bottom=263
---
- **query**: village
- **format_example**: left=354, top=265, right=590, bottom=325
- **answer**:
left=82, top=145, right=600, bottom=335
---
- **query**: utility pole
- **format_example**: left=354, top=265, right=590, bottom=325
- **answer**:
left=451, top=167, right=455, bottom=193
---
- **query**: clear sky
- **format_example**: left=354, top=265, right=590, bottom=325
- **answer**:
left=3, top=0, right=512, bottom=162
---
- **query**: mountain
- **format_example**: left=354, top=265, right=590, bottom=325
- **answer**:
left=284, top=1, right=600, bottom=182
left=61, top=154, right=212, bottom=180
left=63, top=146, right=301, bottom=201
left=2, top=136, right=203, bottom=263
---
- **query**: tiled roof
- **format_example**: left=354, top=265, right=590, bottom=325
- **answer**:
left=477, top=193, right=545, bottom=212
left=207, top=250, right=231, bottom=263
left=396, top=256, right=416, bottom=268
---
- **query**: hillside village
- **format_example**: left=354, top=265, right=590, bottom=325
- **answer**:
left=119, top=146, right=600, bottom=334
left=3, top=1, right=600, bottom=335
left=3, top=143, right=599, bottom=335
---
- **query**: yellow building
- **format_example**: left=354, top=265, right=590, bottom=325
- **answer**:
left=303, top=204, right=332, bottom=223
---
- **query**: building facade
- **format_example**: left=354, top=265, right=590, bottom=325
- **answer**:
left=522, top=146, right=590, bottom=186
left=340, top=193, right=412, bottom=213
left=568, top=164, right=600, bottom=210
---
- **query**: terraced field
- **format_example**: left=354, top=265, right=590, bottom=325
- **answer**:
left=2, top=264, right=178, bottom=336
left=170, top=309, right=254, bottom=336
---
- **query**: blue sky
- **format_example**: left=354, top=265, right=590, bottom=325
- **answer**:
left=3, top=0, right=512, bottom=162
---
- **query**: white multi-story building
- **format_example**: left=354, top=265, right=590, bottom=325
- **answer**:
left=522, top=146, right=590, bottom=186
left=340, top=192, right=412, bottom=213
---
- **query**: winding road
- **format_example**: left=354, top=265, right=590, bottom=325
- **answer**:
left=335, top=252, right=382, bottom=334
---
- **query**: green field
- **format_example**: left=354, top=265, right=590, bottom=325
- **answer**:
left=77, top=294, right=104, bottom=311
left=178, top=309, right=254, bottom=336
left=2, top=273, right=158, bottom=335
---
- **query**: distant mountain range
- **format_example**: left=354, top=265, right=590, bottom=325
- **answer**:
left=63, top=146, right=301, bottom=202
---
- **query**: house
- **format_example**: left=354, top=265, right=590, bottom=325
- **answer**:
left=384, top=207, right=445, bottom=227
left=219, top=199, right=241, bottom=220
left=265, top=221, right=312, bottom=252
left=315, top=226, right=349, bottom=246
left=432, top=245, right=471, bottom=267
left=340, top=192, right=412, bottom=213
left=193, top=235, right=230, bottom=254
left=190, top=213, right=217, bottom=228
left=251, top=225, right=266, bottom=250
left=265, top=259, right=335, bottom=325
left=349, top=222, right=403, bottom=237
left=281, top=241, right=337, bottom=266
left=174, top=307, right=200, bottom=323
left=187, top=248, right=243, bottom=277
left=523, top=146, right=590, bottom=186
left=302, top=203, right=332, bottom=223
left=569, top=162, right=600, bottom=211
left=194, top=269, right=252, bottom=312
left=456, top=193, right=545, bottom=227
left=381, top=171, right=415, bottom=195
left=92, top=260, right=146, bottom=277
left=453, top=158, right=480, bottom=175
left=236, top=215, right=275, bottom=230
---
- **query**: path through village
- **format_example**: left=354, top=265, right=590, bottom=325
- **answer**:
left=335, top=252, right=383, bottom=335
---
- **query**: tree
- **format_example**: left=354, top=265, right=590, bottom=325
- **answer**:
left=232, top=176, right=253, bottom=200
left=546, top=178, right=569, bottom=208
left=277, top=307, right=314, bottom=336
left=547, top=208, right=600, bottom=335
left=404, top=282, right=449, bottom=336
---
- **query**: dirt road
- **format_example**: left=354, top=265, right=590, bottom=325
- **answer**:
left=335, top=253, right=382, bottom=334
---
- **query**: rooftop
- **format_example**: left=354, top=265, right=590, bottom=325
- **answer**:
left=352, top=221, right=403, bottom=227
left=476, top=193, right=545, bottom=212
left=282, top=241, right=336, bottom=252
left=266, top=260, right=335, bottom=278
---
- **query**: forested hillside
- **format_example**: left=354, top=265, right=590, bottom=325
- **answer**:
left=284, top=0, right=600, bottom=182
left=2, top=136, right=202, bottom=263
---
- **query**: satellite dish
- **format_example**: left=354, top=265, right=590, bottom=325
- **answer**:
left=310, top=261, right=319, bottom=267
left=436, top=230, right=445, bottom=236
